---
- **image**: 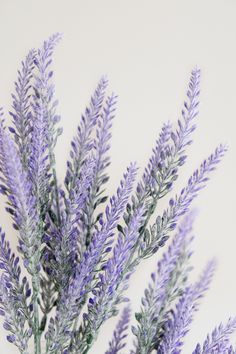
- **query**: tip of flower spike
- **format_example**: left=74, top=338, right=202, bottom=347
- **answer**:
left=194, top=258, right=217, bottom=294
left=219, top=143, right=228, bottom=153
left=192, top=66, right=201, bottom=74
left=41, top=32, right=62, bottom=55
left=47, top=32, right=63, bottom=43
left=100, top=74, right=109, bottom=84
left=212, top=144, right=228, bottom=163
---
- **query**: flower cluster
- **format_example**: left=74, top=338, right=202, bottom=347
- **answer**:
left=0, top=34, right=234, bottom=354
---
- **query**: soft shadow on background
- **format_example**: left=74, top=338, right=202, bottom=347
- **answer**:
left=0, top=0, right=236, bottom=353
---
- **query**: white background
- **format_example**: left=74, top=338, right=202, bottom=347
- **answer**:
left=0, top=0, right=236, bottom=353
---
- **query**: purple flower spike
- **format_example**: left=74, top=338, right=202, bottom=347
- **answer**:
left=0, top=115, right=39, bottom=266
left=130, top=69, right=201, bottom=253
left=10, top=49, right=36, bottom=169
left=84, top=92, right=117, bottom=247
left=75, top=205, right=146, bottom=352
left=132, top=211, right=196, bottom=353
left=65, top=76, right=108, bottom=192
left=157, top=260, right=216, bottom=354
left=192, top=318, right=236, bottom=354
left=105, top=307, right=131, bottom=354
left=137, top=144, right=227, bottom=260
left=46, top=163, right=138, bottom=352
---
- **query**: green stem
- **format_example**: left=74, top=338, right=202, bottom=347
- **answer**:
left=52, top=166, right=61, bottom=225
left=32, top=273, right=41, bottom=354
left=49, top=144, right=61, bottom=226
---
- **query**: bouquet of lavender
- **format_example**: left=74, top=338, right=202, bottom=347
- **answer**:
left=0, top=33, right=234, bottom=354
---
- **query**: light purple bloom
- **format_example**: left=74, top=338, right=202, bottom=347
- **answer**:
left=46, top=163, right=138, bottom=353
left=157, top=260, right=216, bottom=354
left=137, top=144, right=226, bottom=260
left=132, top=68, right=200, bottom=239
left=0, top=114, right=38, bottom=269
left=0, top=274, right=31, bottom=353
left=74, top=205, right=145, bottom=352
left=10, top=49, right=36, bottom=169
left=192, top=318, right=236, bottom=354
left=84, top=92, right=117, bottom=247
left=132, top=211, right=195, bottom=353
left=65, top=76, right=108, bottom=192
left=105, top=307, right=131, bottom=354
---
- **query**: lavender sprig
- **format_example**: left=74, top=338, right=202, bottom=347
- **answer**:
left=29, top=85, right=51, bottom=217
left=84, top=93, right=117, bottom=247
left=75, top=205, right=145, bottom=353
left=33, top=32, right=62, bottom=154
left=137, top=144, right=226, bottom=260
left=113, top=144, right=226, bottom=309
left=46, top=163, right=138, bottom=353
left=10, top=49, right=36, bottom=170
left=132, top=212, right=195, bottom=354
left=157, top=260, right=216, bottom=354
left=76, top=145, right=225, bottom=353
left=105, top=307, right=131, bottom=354
left=39, top=158, right=95, bottom=333
left=192, top=318, right=236, bottom=354
left=44, top=158, right=95, bottom=290
left=31, top=33, right=62, bottom=220
left=0, top=228, right=33, bottom=353
left=0, top=274, right=31, bottom=354
left=30, top=35, right=63, bottom=345
left=65, top=76, right=108, bottom=193
left=0, top=113, right=41, bottom=352
left=0, top=229, right=32, bottom=325
left=127, top=69, right=200, bottom=242
left=0, top=114, right=38, bottom=268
